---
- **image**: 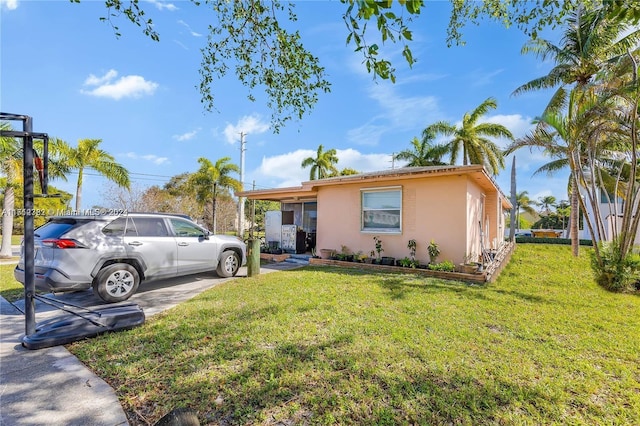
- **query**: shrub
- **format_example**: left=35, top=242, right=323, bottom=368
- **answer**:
left=590, top=240, right=640, bottom=292
left=428, top=260, right=455, bottom=272
left=428, top=239, right=440, bottom=263
left=515, top=237, right=592, bottom=246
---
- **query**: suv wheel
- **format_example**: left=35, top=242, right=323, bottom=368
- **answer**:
left=93, top=263, right=140, bottom=303
left=216, top=250, right=240, bottom=278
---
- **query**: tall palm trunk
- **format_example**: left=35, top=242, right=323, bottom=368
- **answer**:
left=509, top=156, right=516, bottom=241
left=570, top=175, right=579, bottom=257
left=75, top=167, right=84, bottom=211
left=212, top=182, right=218, bottom=234
left=0, top=186, right=15, bottom=257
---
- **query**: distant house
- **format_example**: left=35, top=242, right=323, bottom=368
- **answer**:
left=580, top=187, right=640, bottom=244
left=239, top=165, right=512, bottom=266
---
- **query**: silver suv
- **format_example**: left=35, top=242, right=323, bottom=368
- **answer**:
left=14, top=213, right=247, bottom=303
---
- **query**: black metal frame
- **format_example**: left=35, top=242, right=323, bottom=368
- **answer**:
left=1, top=112, right=49, bottom=338
left=1, top=112, right=145, bottom=349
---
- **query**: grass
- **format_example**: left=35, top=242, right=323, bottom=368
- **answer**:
left=0, top=234, right=23, bottom=245
left=65, top=244, right=640, bottom=425
left=0, top=264, right=23, bottom=302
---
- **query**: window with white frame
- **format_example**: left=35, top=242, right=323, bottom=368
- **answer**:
left=361, top=187, right=402, bottom=232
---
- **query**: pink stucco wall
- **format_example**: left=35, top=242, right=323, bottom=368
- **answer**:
left=315, top=174, right=499, bottom=265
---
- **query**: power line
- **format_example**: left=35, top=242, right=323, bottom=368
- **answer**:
left=47, top=169, right=281, bottom=191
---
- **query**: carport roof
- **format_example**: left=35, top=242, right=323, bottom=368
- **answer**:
left=238, top=165, right=512, bottom=208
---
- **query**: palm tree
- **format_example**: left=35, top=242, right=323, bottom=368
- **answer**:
left=536, top=195, right=557, bottom=216
left=426, top=97, right=513, bottom=175
left=515, top=190, right=537, bottom=230
left=61, top=139, right=130, bottom=210
left=510, top=5, right=640, bottom=257
left=504, top=88, right=615, bottom=256
left=393, top=132, right=450, bottom=167
left=556, top=200, right=571, bottom=231
left=513, top=4, right=640, bottom=113
left=0, top=133, right=73, bottom=257
left=338, top=167, right=360, bottom=176
left=190, top=157, right=242, bottom=233
left=301, top=144, right=339, bottom=180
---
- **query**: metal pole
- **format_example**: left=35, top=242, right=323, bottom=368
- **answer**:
left=251, top=180, right=256, bottom=239
left=42, top=135, right=49, bottom=195
left=23, top=116, right=36, bottom=337
left=238, top=132, right=246, bottom=239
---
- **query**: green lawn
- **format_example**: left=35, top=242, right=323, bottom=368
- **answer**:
left=40, top=245, right=640, bottom=424
left=0, top=235, right=23, bottom=245
left=0, top=264, right=23, bottom=302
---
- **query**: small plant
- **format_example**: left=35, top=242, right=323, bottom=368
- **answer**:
left=399, top=256, right=418, bottom=268
left=407, top=239, right=417, bottom=261
left=338, top=245, right=352, bottom=261
left=373, top=236, right=384, bottom=260
left=428, top=239, right=440, bottom=263
left=428, top=260, right=455, bottom=272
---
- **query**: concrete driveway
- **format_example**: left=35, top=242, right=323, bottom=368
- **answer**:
left=12, top=262, right=301, bottom=318
left=0, top=261, right=303, bottom=426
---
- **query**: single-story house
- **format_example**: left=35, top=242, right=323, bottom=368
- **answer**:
left=238, top=165, right=512, bottom=266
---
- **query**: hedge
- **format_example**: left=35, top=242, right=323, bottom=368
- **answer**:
left=515, top=237, right=593, bottom=246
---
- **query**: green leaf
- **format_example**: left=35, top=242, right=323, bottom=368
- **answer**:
left=405, top=0, right=422, bottom=14
left=402, top=45, right=414, bottom=66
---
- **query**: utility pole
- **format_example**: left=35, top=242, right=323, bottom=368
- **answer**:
left=390, top=152, right=395, bottom=169
left=251, top=180, right=256, bottom=239
left=238, top=132, right=246, bottom=239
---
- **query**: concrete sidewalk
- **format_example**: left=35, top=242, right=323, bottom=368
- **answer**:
left=0, top=262, right=303, bottom=426
left=0, top=296, right=130, bottom=426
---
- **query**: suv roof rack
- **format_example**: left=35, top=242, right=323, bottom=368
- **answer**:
left=125, top=212, right=193, bottom=220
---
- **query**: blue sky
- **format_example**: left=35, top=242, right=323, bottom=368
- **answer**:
left=1, top=0, right=568, bottom=210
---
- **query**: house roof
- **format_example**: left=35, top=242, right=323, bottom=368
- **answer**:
left=238, top=165, right=512, bottom=209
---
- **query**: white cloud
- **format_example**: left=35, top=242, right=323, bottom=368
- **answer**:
left=346, top=83, right=442, bottom=146
left=83, top=69, right=118, bottom=86
left=253, top=148, right=393, bottom=188
left=120, top=152, right=169, bottom=165
left=469, top=68, right=504, bottom=87
left=145, top=0, right=178, bottom=11
left=346, top=123, right=387, bottom=147
left=0, top=0, right=18, bottom=10
left=486, top=114, right=534, bottom=141
left=142, top=154, right=170, bottom=165
left=173, top=128, right=200, bottom=142
left=174, top=40, right=189, bottom=50
left=223, top=115, right=270, bottom=144
left=177, top=19, right=202, bottom=37
left=81, top=70, right=159, bottom=100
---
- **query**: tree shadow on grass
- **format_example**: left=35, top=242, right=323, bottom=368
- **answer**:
left=376, top=276, right=490, bottom=302
left=304, top=265, right=491, bottom=302
left=141, top=330, right=556, bottom=425
left=490, top=288, right=548, bottom=304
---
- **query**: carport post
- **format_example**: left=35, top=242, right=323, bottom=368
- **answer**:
left=247, top=239, right=260, bottom=277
